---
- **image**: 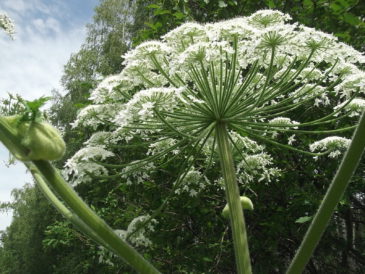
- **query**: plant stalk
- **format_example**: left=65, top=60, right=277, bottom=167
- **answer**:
left=287, top=110, right=365, bottom=274
left=27, top=163, right=118, bottom=253
left=216, top=122, right=252, bottom=274
left=0, top=116, right=160, bottom=274
left=33, top=160, right=160, bottom=274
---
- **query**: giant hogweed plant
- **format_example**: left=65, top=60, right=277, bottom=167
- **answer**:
left=1, top=10, right=365, bottom=273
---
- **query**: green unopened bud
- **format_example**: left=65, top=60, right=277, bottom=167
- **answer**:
left=2, top=116, right=65, bottom=161
left=222, top=196, right=254, bottom=219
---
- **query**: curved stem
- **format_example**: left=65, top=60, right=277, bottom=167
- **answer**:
left=32, top=160, right=160, bottom=274
left=0, top=116, right=160, bottom=274
left=27, top=163, right=117, bottom=253
left=286, top=110, right=365, bottom=274
left=216, top=123, right=252, bottom=274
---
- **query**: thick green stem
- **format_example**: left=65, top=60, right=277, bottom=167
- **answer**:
left=216, top=123, right=252, bottom=274
left=33, top=160, right=160, bottom=274
left=0, top=116, right=160, bottom=274
left=287, top=111, right=365, bottom=274
left=27, top=163, right=117, bottom=253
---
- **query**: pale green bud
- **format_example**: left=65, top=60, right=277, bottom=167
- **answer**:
left=2, top=116, right=66, bottom=161
left=222, top=196, right=254, bottom=219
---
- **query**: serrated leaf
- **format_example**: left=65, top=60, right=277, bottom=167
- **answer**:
left=24, top=96, right=52, bottom=112
left=295, top=216, right=313, bottom=224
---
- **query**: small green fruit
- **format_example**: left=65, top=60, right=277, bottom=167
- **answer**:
left=222, top=196, right=254, bottom=219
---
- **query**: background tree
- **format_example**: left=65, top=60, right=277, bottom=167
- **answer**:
left=1, top=0, right=365, bottom=273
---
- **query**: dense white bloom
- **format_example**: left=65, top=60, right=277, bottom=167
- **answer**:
left=90, top=75, right=133, bottom=104
left=247, top=9, right=291, bottom=28
left=68, top=9, right=364, bottom=193
left=114, top=87, right=184, bottom=130
left=72, top=104, right=123, bottom=129
left=147, top=138, right=179, bottom=156
left=334, top=72, right=365, bottom=98
left=309, top=136, right=351, bottom=158
left=162, top=22, right=208, bottom=52
left=64, top=147, right=114, bottom=185
left=174, top=167, right=209, bottom=197
left=122, top=41, right=171, bottom=71
left=84, top=131, right=116, bottom=148
left=115, top=215, right=158, bottom=247
left=120, top=161, right=155, bottom=185
left=205, top=18, right=255, bottom=41
left=236, top=153, right=280, bottom=184
left=334, top=98, right=365, bottom=117
left=269, top=117, right=299, bottom=128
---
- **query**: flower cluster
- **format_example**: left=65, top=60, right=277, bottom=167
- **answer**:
left=309, top=136, right=351, bottom=158
left=68, top=10, right=364, bottom=194
left=0, top=12, right=15, bottom=38
left=115, top=215, right=158, bottom=247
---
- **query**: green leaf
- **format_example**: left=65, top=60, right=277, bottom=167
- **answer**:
left=336, top=0, right=351, bottom=8
left=24, top=96, right=52, bottom=112
left=173, top=12, right=185, bottom=19
left=203, top=257, right=213, bottom=262
left=303, top=0, right=313, bottom=9
left=329, top=2, right=344, bottom=13
left=154, top=9, right=171, bottom=16
left=228, top=0, right=238, bottom=5
left=147, top=4, right=161, bottom=9
left=342, top=13, right=361, bottom=26
left=295, top=216, right=313, bottom=224
left=266, top=0, right=276, bottom=8
left=145, top=22, right=162, bottom=31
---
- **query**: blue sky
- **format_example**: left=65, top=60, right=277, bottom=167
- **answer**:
left=0, top=0, right=99, bottom=231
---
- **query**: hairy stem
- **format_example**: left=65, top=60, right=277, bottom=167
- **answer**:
left=287, top=110, right=365, bottom=274
left=216, top=123, right=252, bottom=274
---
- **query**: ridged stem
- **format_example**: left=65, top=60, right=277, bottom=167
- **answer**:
left=287, top=110, right=365, bottom=274
left=216, top=122, right=252, bottom=274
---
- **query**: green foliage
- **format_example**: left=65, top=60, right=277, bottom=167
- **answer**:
left=135, top=0, right=365, bottom=51
left=18, top=96, right=51, bottom=123
left=0, top=185, right=56, bottom=274
left=0, top=93, right=25, bottom=116
left=2, top=0, right=365, bottom=273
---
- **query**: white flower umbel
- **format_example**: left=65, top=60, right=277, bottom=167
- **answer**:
left=174, top=167, right=209, bottom=197
left=0, top=12, right=15, bottom=38
left=64, top=146, right=114, bottom=185
left=115, top=215, right=158, bottom=248
left=334, top=98, right=365, bottom=117
left=68, top=10, right=365, bottom=274
left=309, top=136, right=351, bottom=158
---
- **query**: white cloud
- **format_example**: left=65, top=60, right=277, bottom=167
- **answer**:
left=32, top=17, right=61, bottom=34
left=0, top=26, right=86, bottom=99
left=1, top=0, right=66, bottom=17
left=0, top=0, right=96, bottom=231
